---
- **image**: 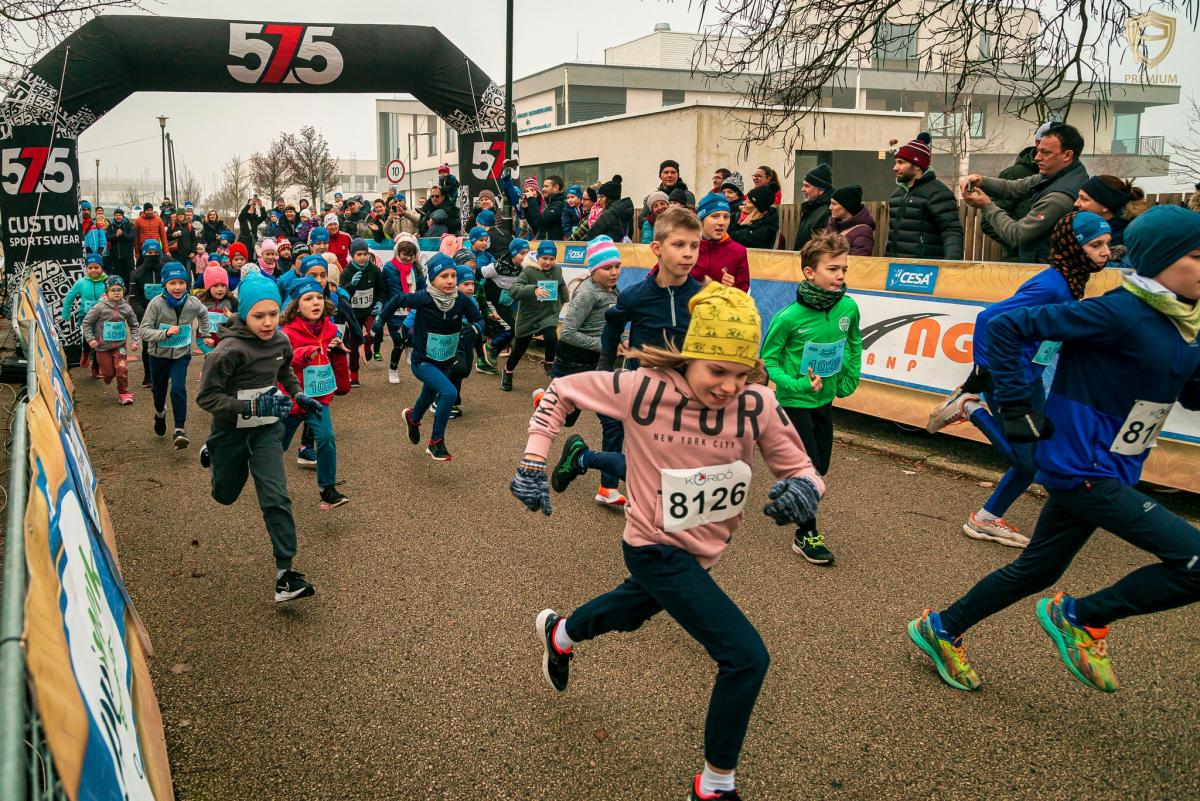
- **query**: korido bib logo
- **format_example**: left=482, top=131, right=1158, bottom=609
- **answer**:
left=1125, top=11, right=1177, bottom=82
left=686, top=468, right=734, bottom=486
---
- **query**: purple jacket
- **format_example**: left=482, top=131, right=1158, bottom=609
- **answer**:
left=826, top=206, right=876, bottom=256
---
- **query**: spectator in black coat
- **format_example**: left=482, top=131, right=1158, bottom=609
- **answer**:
left=105, top=208, right=136, bottom=287
left=793, top=163, right=832, bottom=251
left=523, top=175, right=567, bottom=239
left=237, top=199, right=266, bottom=249
left=587, top=176, right=633, bottom=242
left=885, top=132, right=964, bottom=260
left=419, top=185, right=461, bottom=237
left=730, top=185, right=779, bottom=250
left=200, top=210, right=230, bottom=253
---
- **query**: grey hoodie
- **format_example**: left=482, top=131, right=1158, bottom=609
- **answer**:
left=138, top=293, right=211, bottom=359
left=559, top=276, right=618, bottom=354
left=81, top=297, right=140, bottom=352
left=197, top=316, right=303, bottom=429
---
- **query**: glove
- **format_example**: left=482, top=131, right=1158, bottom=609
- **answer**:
left=510, top=459, right=552, bottom=516
left=350, top=270, right=364, bottom=287
left=961, top=364, right=992, bottom=394
left=371, top=302, right=382, bottom=317
left=762, top=476, right=821, bottom=527
left=999, top=403, right=1054, bottom=443
left=294, top=392, right=325, bottom=417
left=240, top=387, right=293, bottom=420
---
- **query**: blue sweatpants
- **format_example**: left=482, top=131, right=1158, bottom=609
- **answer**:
left=972, top=387, right=1044, bottom=517
left=282, top=405, right=337, bottom=489
left=148, top=353, right=190, bottom=429
left=411, top=358, right=456, bottom=441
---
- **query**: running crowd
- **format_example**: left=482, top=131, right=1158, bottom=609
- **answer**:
left=61, top=126, right=1200, bottom=800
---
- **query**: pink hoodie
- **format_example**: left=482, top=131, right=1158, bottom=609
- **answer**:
left=526, top=367, right=824, bottom=567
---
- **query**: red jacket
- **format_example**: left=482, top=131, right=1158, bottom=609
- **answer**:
left=692, top=235, right=751, bottom=291
left=133, top=213, right=170, bottom=256
left=328, top=231, right=353, bottom=268
left=279, top=315, right=350, bottom=412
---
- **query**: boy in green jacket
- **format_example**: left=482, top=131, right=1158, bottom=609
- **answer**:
left=761, top=232, right=861, bottom=565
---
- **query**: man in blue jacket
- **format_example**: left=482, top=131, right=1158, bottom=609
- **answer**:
left=909, top=205, right=1200, bottom=694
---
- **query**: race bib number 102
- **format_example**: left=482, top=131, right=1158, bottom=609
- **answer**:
left=660, top=460, right=752, bottom=533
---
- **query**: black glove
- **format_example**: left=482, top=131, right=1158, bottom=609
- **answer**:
left=999, top=403, right=1054, bottom=443
left=294, top=392, right=325, bottom=417
left=961, top=364, right=992, bottom=394
left=240, top=387, right=292, bottom=419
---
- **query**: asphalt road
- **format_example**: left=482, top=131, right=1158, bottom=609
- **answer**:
left=72, top=356, right=1200, bottom=801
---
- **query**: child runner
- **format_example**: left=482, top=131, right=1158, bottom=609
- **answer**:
left=501, top=240, right=568, bottom=391
left=196, top=276, right=325, bottom=602
left=197, top=263, right=238, bottom=354
left=225, top=242, right=250, bottom=292
left=480, top=223, right=521, bottom=366
left=908, top=205, right=1200, bottom=694
left=511, top=283, right=825, bottom=800
left=378, top=233, right=426, bottom=382
left=80, top=275, right=140, bottom=404
left=926, top=211, right=1113, bottom=547
left=138, top=262, right=210, bottom=448
left=279, top=277, right=350, bottom=510
left=276, top=239, right=295, bottom=275
left=377, top=253, right=483, bottom=461
left=341, top=237, right=386, bottom=386
left=760, top=232, right=861, bottom=565
left=440, top=256, right=482, bottom=419
left=257, top=237, right=280, bottom=277
left=62, top=252, right=108, bottom=376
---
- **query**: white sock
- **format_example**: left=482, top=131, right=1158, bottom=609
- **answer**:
left=700, top=765, right=736, bottom=796
left=552, top=618, right=575, bottom=652
left=976, top=508, right=999, bottom=523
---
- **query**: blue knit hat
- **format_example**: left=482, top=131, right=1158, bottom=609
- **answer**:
left=476, top=209, right=496, bottom=227
left=160, top=262, right=188, bottom=285
left=350, top=237, right=370, bottom=254
left=308, top=226, right=330, bottom=244
left=453, top=248, right=476, bottom=265
left=106, top=275, right=125, bottom=290
left=696, top=192, right=731, bottom=221
left=536, top=240, right=556, bottom=258
left=509, top=238, right=530, bottom=259
left=1071, top=211, right=1111, bottom=245
left=84, top=252, right=105, bottom=267
left=289, top=276, right=324, bottom=302
left=301, top=254, right=327, bottom=273
left=394, top=192, right=406, bottom=202
left=1125, top=205, right=1200, bottom=279
left=80, top=200, right=92, bottom=210
left=237, top=276, right=281, bottom=320
left=427, top=252, right=457, bottom=281
left=218, top=230, right=235, bottom=243
left=455, top=264, right=475, bottom=284
left=469, top=226, right=489, bottom=243
left=141, top=239, right=162, bottom=255
left=566, top=184, right=583, bottom=200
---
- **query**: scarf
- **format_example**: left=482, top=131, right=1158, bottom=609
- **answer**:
left=1048, top=212, right=1107, bottom=300
left=164, top=291, right=187, bottom=312
left=796, top=280, right=845, bottom=311
left=1121, top=271, right=1200, bottom=343
left=428, top=284, right=458, bottom=313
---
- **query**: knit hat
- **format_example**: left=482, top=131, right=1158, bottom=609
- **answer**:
left=350, top=237, right=370, bottom=254
left=301, top=254, right=328, bottom=273
left=536, top=240, right=556, bottom=259
left=308, top=226, right=330, bottom=244
left=746, top=185, right=775, bottom=214
left=300, top=208, right=312, bottom=220
left=289, top=276, right=324, bottom=302
left=455, top=264, right=475, bottom=284
left=476, top=209, right=496, bottom=227
left=218, top=230, right=235, bottom=243
left=453, top=249, right=476, bottom=265
left=668, top=187, right=689, bottom=205
left=509, top=238, right=531, bottom=259
left=566, top=184, right=583, bottom=200
left=141, top=239, right=162, bottom=255
left=144, top=202, right=155, bottom=211
left=696, top=192, right=731, bottom=220
left=241, top=264, right=261, bottom=281
left=721, top=171, right=745, bottom=194
left=277, top=239, right=293, bottom=250
left=584, top=187, right=598, bottom=203
left=476, top=189, right=496, bottom=204
left=427, top=252, right=457, bottom=281
left=894, top=133, right=932, bottom=171
left=1035, top=120, right=1057, bottom=141
left=80, top=200, right=92, bottom=210
left=113, top=208, right=124, bottom=216
left=84, top=252, right=105, bottom=267
left=659, top=159, right=680, bottom=173
left=1080, top=176, right=1134, bottom=215
left=324, top=213, right=339, bottom=227
left=160, top=262, right=188, bottom=285
left=523, top=176, right=541, bottom=195
left=1125, top=205, right=1200, bottom=278
left=585, top=236, right=620, bottom=271
left=184, top=201, right=194, bottom=209
left=438, top=163, right=451, bottom=174
left=105, top=275, right=125, bottom=290
left=1071, top=211, right=1111, bottom=245
left=830, top=185, right=864, bottom=216
left=438, top=233, right=460, bottom=258
left=680, top=283, right=761, bottom=367
left=229, top=242, right=249, bottom=262
left=259, top=238, right=278, bottom=254
left=292, top=242, right=309, bottom=257
left=646, top=191, right=670, bottom=208
left=468, top=226, right=489, bottom=243
left=394, top=232, right=419, bottom=254
left=237, top=276, right=281, bottom=320
left=598, top=175, right=623, bottom=203
left=202, top=265, right=229, bottom=288
left=803, top=162, right=834, bottom=193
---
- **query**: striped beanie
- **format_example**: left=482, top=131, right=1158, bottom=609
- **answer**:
left=895, top=132, right=933, bottom=171
left=586, top=236, right=620, bottom=272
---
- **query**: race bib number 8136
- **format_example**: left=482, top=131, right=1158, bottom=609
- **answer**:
left=660, top=460, right=752, bottom=533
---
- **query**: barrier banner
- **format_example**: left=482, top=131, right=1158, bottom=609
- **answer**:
left=0, top=126, right=82, bottom=261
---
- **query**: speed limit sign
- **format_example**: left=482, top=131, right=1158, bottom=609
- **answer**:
left=386, top=159, right=406, bottom=184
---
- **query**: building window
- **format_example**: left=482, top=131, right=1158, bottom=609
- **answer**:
left=445, top=123, right=456, bottom=152
left=928, top=109, right=986, bottom=139
left=1112, top=111, right=1141, bottom=154
left=555, top=86, right=566, bottom=126
left=978, top=32, right=991, bottom=59
left=426, top=115, right=438, bottom=156
left=875, top=23, right=918, bottom=61
left=523, top=158, right=600, bottom=191
left=662, top=89, right=685, bottom=107
left=552, top=85, right=626, bottom=125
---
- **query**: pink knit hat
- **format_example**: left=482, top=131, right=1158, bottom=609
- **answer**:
left=439, top=233, right=461, bottom=257
left=202, top=264, right=228, bottom=288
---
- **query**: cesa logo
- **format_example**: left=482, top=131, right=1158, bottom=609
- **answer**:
left=563, top=245, right=587, bottom=265
left=885, top=263, right=939, bottom=294
left=227, top=23, right=343, bottom=85
left=0, top=146, right=73, bottom=195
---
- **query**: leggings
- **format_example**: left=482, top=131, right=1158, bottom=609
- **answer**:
left=784, top=404, right=833, bottom=531
left=346, top=315, right=374, bottom=373
left=505, top=327, right=557, bottom=373
left=484, top=281, right=515, bottom=351
left=410, top=359, right=456, bottom=442
left=970, top=387, right=1044, bottom=518
left=148, top=354, right=190, bottom=428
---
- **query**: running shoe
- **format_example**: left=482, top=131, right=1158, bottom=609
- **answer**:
left=475, top=357, right=499, bottom=375
left=907, top=609, right=981, bottom=691
left=500, top=370, right=513, bottom=392
left=297, top=447, right=317, bottom=468
left=552, top=434, right=588, bottom=493
left=118, top=393, right=134, bottom=405
left=350, top=372, right=360, bottom=387
left=926, top=389, right=979, bottom=433
left=532, top=387, right=545, bottom=411
left=689, top=775, right=743, bottom=800
left=543, top=361, right=554, bottom=377
left=595, top=487, right=627, bottom=508
left=275, top=569, right=315, bottom=603
left=403, top=407, right=420, bottom=444
left=792, top=530, right=834, bottom=565
left=426, top=438, right=452, bottom=461
left=153, top=411, right=166, bottom=437
left=388, top=368, right=400, bottom=384
left=319, top=485, right=350, bottom=511
left=448, top=404, right=462, bottom=419
left=199, top=444, right=211, bottom=469
left=963, top=512, right=1029, bottom=548
left=535, top=608, right=572, bottom=692
left=1036, top=592, right=1118, bottom=693
left=484, top=343, right=500, bottom=365
left=173, top=429, right=189, bottom=449
left=372, top=350, right=383, bottom=362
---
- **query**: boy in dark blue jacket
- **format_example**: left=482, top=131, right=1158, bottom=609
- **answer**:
left=910, top=205, right=1200, bottom=694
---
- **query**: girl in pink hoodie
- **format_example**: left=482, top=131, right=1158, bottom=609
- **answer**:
left=510, top=283, right=825, bottom=801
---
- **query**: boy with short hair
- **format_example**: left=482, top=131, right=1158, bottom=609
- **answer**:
left=81, top=275, right=140, bottom=404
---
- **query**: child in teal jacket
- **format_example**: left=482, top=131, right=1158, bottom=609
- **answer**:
left=62, top=253, right=109, bottom=375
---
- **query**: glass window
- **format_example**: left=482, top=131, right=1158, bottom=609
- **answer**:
left=524, top=158, right=599, bottom=190
left=1112, top=112, right=1140, bottom=154
left=427, top=115, right=438, bottom=156
left=928, top=110, right=985, bottom=138
left=875, top=23, right=918, bottom=61
left=978, top=32, right=991, bottom=59
left=554, top=86, right=566, bottom=126
left=445, top=123, right=456, bottom=152
left=565, top=86, right=626, bottom=124
left=662, top=89, right=685, bottom=107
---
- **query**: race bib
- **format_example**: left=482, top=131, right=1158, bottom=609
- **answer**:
left=303, top=362, right=336, bottom=396
left=207, top=312, right=228, bottom=329
left=800, top=339, right=846, bottom=378
left=101, top=321, right=127, bottom=342
left=351, top=289, right=374, bottom=309
left=537, top=280, right=559, bottom=302
left=158, top=323, right=192, bottom=348
left=426, top=331, right=459, bottom=362
left=236, top=385, right=279, bottom=429
left=143, top=283, right=164, bottom=300
left=660, top=460, right=752, bottom=533
left=1032, top=340, right=1061, bottom=366
left=335, top=322, right=347, bottom=339
left=1110, top=400, right=1172, bottom=456
left=498, top=289, right=513, bottom=307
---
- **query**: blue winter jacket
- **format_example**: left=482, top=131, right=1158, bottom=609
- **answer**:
left=600, top=270, right=703, bottom=366
left=988, top=287, right=1200, bottom=490
left=974, top=268, right=1075, bottom=384
left=375, top=290, right=483, bottom=366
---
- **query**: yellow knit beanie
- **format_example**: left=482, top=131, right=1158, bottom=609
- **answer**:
left=680, top=283, right=761, bottom=367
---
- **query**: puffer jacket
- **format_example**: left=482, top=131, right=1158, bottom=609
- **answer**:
left=729, top=207, right=779, bottom=250
left=792, top=196, right=830, bottom=251
left=587, top=197, right=634, bottom=242
left=886, top=170, right=964, bottom=260
left=825, top=206, right=876, bottom=256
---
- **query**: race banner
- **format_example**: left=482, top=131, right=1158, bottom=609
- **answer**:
left=0, top=126, right=81, bottom=261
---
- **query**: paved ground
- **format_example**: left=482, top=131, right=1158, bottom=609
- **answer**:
left=72, top=355, right=1200, bottom=801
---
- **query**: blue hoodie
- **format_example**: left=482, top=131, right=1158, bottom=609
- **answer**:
left=974, top=268, right=1075, bottom=385
left=375, top=289, right=483, bottom=366
left=600, top=270, right=703, bottom=367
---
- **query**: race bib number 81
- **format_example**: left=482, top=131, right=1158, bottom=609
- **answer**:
left=660, top=460, right=752, bottom=533
left=1110, top=400, right=1172, bottom=456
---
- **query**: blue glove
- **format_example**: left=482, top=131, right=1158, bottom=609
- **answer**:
left=510, top=459, right=551, bottom=516
left=371, top=302, right=383, bottom=318
left=294, top=392, right=325, bottom=417
left=350, top=270, right=364, bottom=287
left=240, top=387, right=293, bottom=420
left=762, top=476, right=821, bottom=527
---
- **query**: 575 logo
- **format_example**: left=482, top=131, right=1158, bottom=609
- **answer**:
left=0, top=146, right=73, bottom=195
left=227, top=23, right=343, bottom=85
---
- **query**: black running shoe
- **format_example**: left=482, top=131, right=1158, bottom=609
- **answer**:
left=199, top=444, right=211, bottom=469
left=535, top=608, right=572, bottom=692
left=403, top=407, right=420, bottom=444
left=426, top=439, right=452, bottom=461
left=500, top=370, right=513, bottom=392
left=153, top=412, right=166, bottom=437
left=173, top=429, right=189, bottom=449
left=552, top=434, right=588, bottom=493
left=793, top=530, right=834, bottom=565
left=274, top=569, right=315, bottom=603
left=319, top=485, right=349, bottom=511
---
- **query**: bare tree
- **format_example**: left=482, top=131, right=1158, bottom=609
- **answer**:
left=0, top=0, right=146, bottom=72
left=929, top=99, right=1011, bottom=195
left=177, top=166, right=203, bottom=209
left=1169, top=97, right=1200, bottom=187
left=212, top=155, right=249, bottom=217
left=283, top=126, right=338, bottom=207
left=120, top=186, right=142, bottom=209
left=249, top=136, right=291, bottom=203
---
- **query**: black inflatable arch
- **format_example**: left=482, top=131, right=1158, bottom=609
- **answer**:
left=0, top=15, right=512, bottom=343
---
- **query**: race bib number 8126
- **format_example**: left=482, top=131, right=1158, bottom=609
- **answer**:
left=660, top=460, right=752, bottom=533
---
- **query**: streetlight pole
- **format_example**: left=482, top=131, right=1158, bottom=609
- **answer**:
left=156, top=115, right=168, bottom=201
left=94, top=159, right=100, bottom=205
